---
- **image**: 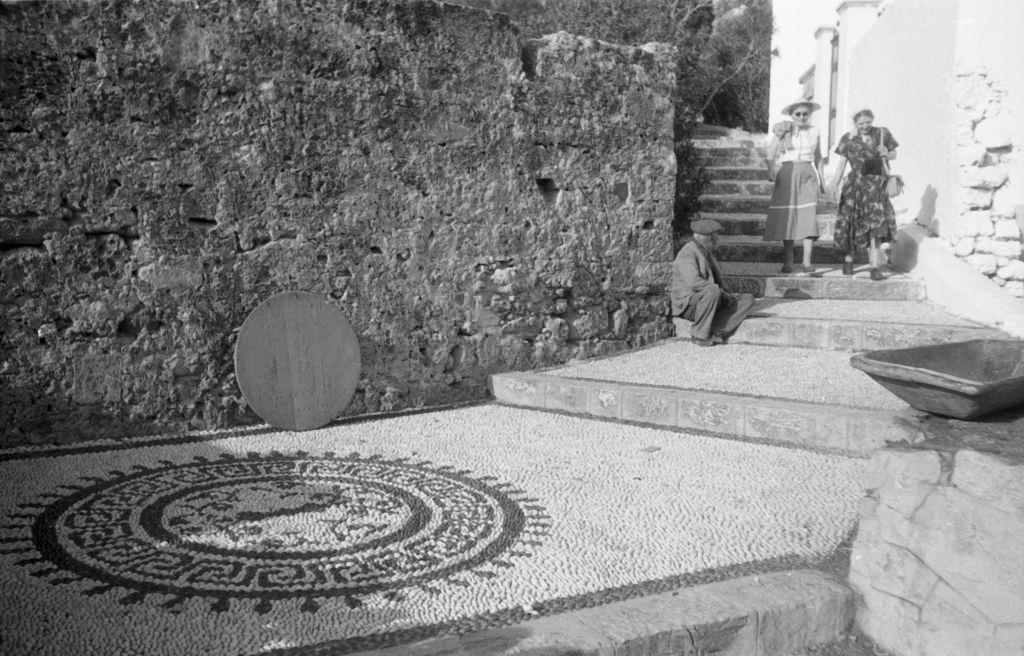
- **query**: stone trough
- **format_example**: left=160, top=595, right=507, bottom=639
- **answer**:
left=850, top=339, right=1024, bottom=419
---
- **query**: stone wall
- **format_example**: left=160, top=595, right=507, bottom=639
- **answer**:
left=951, top=63, right=1024, bottom=296
left=0, top=0, right=676, bottom=444
left=850, top=442, right=1024, bottom=655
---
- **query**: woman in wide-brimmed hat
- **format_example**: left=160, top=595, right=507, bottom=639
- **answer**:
left=764, top=99, right=826, bottom=274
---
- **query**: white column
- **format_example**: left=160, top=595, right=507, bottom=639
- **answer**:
left=835, top=0, right=882, bottom=135
left=813, top=25, right=838, bottom=156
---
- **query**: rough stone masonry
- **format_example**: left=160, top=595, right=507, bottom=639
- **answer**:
left=0, top=0, right=677, bottom=444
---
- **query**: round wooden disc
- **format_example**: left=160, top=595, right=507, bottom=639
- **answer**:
left=234, top=292, right=361, bottom=431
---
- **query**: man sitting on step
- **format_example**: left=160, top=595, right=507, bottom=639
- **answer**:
left=670, top=219, right=755, bottom=347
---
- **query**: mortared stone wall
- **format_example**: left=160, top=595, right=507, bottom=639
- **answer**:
left=0, top=0, right=676, bottom=444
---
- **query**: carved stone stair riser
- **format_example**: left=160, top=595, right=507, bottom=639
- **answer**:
left=672, top=317, right=1005, bottom=351
left=490, top=372, right=918, bottom=455
left=764, top=277, right=926, bottom=301
left=723, top=275, right=768, bottom=297
left=720, top=275, right=926, bottom=300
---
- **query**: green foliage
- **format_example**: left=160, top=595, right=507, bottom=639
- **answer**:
left=506, top=0, right=773, bottom=132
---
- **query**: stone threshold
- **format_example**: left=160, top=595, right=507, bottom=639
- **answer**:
left=490, top=371, right=917, bottom=455
left=703, top=317, right=1003, bottom=351
left=349, top=569, right=853, bottom=656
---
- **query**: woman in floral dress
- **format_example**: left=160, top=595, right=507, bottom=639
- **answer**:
left=830, top=108, right=899, bottom=280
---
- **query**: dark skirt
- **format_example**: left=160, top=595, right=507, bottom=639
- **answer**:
left=764, top=161, right=820, bottom=241
left=834, top=172, right=896, bottom=253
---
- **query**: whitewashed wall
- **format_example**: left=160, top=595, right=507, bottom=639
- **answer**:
left=842, top=0, right=959, bottom=231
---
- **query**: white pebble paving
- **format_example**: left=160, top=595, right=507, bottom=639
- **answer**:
left=548, top=341, right=909, bottom=409
left=0, top=404, right=867, bottom=655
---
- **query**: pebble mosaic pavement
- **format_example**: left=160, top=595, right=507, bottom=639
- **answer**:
left=0, top=404, right=867, bottom=655
left=751, top=299, right=979, bottom=326
left=548, top=341, right=910, bottom=410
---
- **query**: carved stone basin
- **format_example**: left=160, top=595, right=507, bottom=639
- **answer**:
left=850, top=339, right=1024, bottom=420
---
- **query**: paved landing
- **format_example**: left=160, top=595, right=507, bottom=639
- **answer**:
left=0, top=405, right=865, bottom=656
left=545, top=341, right=908, bottom=412
left=750, top=299, right=979, bottom=326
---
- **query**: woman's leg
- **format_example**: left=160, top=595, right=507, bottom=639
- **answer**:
left=802, top=238, right=814, bottom=268
left=869, top=237, right=885, bottom=268
left=782, top=239, right=794, bottom=272
left=843, top=253, right=855, bottom=275
left=869, top=237, right=886, bottom=280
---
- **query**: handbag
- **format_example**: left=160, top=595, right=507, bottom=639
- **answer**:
left=881, top=128, right=903, bottom=198
left=884, top=171, right=904, bottom=198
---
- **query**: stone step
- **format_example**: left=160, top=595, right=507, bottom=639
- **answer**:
left=698, top=154, right=765, bottom=167
left=700, top=212, right=769, bottom=236
left=714, top=235, right=857, bottom=264
left=691, top=124, right=761, bottom=142
left=674, top=298, right=1004, bottom=351
left=703, top=166, right=769, bottom=181
left=706, top=179, right=776, bottom=196
left=491, top=340, right=921, bottom=454
left=700, top=193, right=771, bottom=214
left=363, top=570, right=853, bottom=656
left=698, top=213, right=837, bottom=240
left=693, top=145, right=768, bottom=159
left=718, top=262, right=926, bottom=300
left=700, top=194, right=838, bottom=215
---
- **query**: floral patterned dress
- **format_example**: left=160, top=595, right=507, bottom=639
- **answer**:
left=834, top=127, right=898, bottom=253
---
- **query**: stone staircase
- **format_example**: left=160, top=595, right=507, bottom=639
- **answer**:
left=483, top=127, right=1013, bottom=655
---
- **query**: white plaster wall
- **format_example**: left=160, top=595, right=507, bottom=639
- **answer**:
left=844, top=0, right=958, bottom=230
left=768, top=0, right=837, bottom=125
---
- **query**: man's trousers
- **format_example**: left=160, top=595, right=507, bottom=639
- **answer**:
left=679, top=286, right=755, bottom=340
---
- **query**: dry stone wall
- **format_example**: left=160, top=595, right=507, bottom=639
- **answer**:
left=951, top=63, right=1024, bottom=296
left=0, top=0, right=676, bottom=444
left=850, top=443, right=1024, bottom=656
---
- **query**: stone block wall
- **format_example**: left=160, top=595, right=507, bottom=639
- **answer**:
left=850, top=444, right=1024, bottom=656
left=951, top=63, right=1024, bottom=296
left=0, top=0, right=676, bottom=444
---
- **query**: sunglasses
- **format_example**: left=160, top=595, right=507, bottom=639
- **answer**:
left=793, top=112, right=809, bottom=117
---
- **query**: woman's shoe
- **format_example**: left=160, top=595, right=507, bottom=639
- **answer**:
left=780, top=264, right=794, bottom=274
left=842, top=261, right=855, bottom=276
left=870, top=267, right=886, bottom=281
left=799, top=265, right=817, bottom=276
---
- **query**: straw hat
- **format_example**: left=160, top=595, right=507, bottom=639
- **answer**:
left=781, top=99, right=821, bottom=116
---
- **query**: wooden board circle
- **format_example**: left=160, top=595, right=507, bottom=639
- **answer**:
left=234, top=292, right=361, bottom=431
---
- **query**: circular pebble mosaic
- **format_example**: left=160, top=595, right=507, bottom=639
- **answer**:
left=0, top=405, right=866, bottom=655
left=6, top=452, right=544, bottom=612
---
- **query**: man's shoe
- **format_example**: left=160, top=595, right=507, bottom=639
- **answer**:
left=692, top=337, right=716, bottom=347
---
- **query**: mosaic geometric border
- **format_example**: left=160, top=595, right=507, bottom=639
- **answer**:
left=1, top=450, right=550, bottom=614
left=0, top=415, right=841, bottom=656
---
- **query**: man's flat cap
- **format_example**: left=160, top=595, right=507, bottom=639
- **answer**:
left=690, top=219, right=724, bottom=235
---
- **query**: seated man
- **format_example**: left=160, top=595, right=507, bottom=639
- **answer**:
left=670, top=219, right=755, bottom=346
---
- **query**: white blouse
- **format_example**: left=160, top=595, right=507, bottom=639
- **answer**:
left=776, top=126, right=820, bottom=163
